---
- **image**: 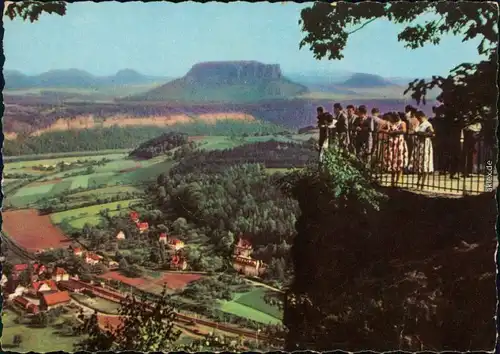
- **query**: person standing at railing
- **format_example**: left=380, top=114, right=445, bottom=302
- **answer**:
left=384, top=112, right=408, bottom=187
left=333, top=103, right=350, bottom=150
left=353, top=105, right=375, bottom=166
left=461, top=117, right=482, bottom=178
left=370, top=108, right=388, bottom=169
left=414, top=111, right=435, bottom=189
left=346, top=104, right=358, bottom=153
left=316, top=106, right=334, bottom=162
left=405, top=105, right=420, bottom=173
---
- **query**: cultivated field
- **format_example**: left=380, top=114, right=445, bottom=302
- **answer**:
left=2, top=209, right=72, bottom=252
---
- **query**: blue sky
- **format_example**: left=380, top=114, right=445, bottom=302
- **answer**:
left=4, top=2, right=484, bottom=78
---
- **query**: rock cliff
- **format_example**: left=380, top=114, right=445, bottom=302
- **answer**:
left=185, top=61, right=282, bottom=85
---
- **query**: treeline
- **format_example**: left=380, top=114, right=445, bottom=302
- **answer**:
left=171, top=140, right=317, bottom=175
left=129, top=132, right=188, bottom=159
left=4, top=122, right=289, bottom=156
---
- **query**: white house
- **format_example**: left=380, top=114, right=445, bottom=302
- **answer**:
left=116, top=231, right=126, bottom=240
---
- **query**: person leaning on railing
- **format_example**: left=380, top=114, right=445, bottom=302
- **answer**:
left=413, top=111, right=435, bottom=189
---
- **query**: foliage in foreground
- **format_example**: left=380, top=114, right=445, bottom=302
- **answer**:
left=74, top=285, right=180, bottom=351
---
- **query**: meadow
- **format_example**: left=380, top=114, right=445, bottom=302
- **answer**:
left=1, top=309, right=81, bottom=352
left=217, top=287, right=283, bottom=325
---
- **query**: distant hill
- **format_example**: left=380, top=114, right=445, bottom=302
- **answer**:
left=339, top=73, right=395, bottom=88
left=4, top=69, right=173, bottom=90
left=126, top=61, right=309, bottom=103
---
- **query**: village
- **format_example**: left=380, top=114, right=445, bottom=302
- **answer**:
left=2, top=209, right=270, bottom=347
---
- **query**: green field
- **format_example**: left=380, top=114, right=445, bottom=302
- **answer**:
left=13, top=183, right=55, bottom=197
left=1, top=309, right=81, bottom=352
left=217, top=288, right=283, bottom=325
left=51, top=199, right=141, bottom=228
left=69, top=185, right=141, bottom=199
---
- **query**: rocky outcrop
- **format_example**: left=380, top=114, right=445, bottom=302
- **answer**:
left=285, top=186, right=497, bottom=351
left=185, top=61, right=282, bottom=85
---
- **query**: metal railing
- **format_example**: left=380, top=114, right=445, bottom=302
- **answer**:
left=349, top=130, right=497, bottom=196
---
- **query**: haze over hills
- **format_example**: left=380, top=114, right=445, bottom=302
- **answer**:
left=126, top=61, right=309, bottom=103
left=3, top=69, right=173, bottom=90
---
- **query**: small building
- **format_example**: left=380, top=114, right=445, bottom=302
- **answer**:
left=32, top=279, right=58, bottom=293
left=8, top=285, right=27, bottom=300
left=27, top=303, right=40, bottom=314
left=58, top=279, right=86, bottom=293
left=13, top=296, right=30, bottom=310
left=71, top=246, right=84, bottom=257
left=130, top=211, right=139, bottom=223
left=52, top=267, right=70, bottom=282
left=137, top=222, right=149, bottom=233
left=12, top=264, right=29, bottom=279
left=116, top=231, right=126, bottom=240
left=159, top=233, right=168, bottom=244
left=170, top=255, right=188, bottom=271
left=234, top=238, right=253, bottom=258
left=168, top=238, right=185, bottom=251
left=40, top=291, right=71, bottom=310
left=232, top=256, right=266, bottom=277
left=105, top=259, right=119, bottom=269
left=85, top=252, right=103, bottom=265
left=33, top=263, right=47, bottom=276
left=1, top=274, right=8, bottom=287
left=13, top=263, right=29, bottom=273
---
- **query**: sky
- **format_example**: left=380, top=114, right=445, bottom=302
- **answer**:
left=3, top=1, right=485, bottom=78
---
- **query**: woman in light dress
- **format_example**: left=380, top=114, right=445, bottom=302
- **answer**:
left=413, top=111, right=435, bottom=189
left=383, top=112, right=408, bottom=186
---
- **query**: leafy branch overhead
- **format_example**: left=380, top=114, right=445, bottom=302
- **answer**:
left=299, top=2, right=499, bottom=124
left=5, top=1, right=66, bottom=22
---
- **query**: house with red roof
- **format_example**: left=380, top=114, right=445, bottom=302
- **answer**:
left=130, top=211, right=139, bottom=223
left=12, top=264, right=29, bottom=278
left=12, top=296, right=30, bottom=310
left=85, top=252, right=103, bottom=265
left=137, top=222, right=149, bottom=233
left=27, top=303, right=40, bottom=314
left=168, top=238, right=185, bottom=251
left=52, top=267, right=70, bottom=282
left=58, top=279, right=86, bottom=293
left=33, top=263, right=47, bottom=276
left=69, top=246, right=84, bottom=257
left=32, top=279, right=58, bottom=293
left=40, top=291, right=71, bottom=310
left=159, top=233, right=168, bottom=244
left=170, top=255, right=188, bottom=271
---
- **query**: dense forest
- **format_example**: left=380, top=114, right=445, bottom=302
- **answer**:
left=150, top=163, right=298, bottom=284
left=171, top=140, right=316, bottom=174
left=3, top=122, right=288, bottom=155
left=129, top=132, right=188, bottom=159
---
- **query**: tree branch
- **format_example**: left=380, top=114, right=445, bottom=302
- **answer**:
left=347, top=18, right=378, bottom=35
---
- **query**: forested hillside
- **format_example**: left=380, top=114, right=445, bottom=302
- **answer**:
left=129, top=132, right=188, bottom=159
left=171, top=140, right=316, bottom=174
left=3, top=122, right=288, bottom=156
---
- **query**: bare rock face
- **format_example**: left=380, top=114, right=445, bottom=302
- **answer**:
left=185, top=61, right=283, bottom=85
